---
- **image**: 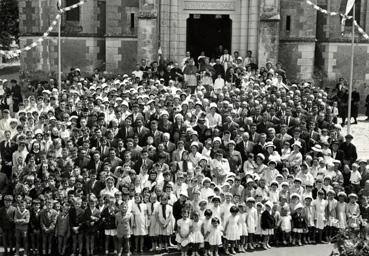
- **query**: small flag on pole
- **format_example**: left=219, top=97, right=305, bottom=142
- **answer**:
left=342, top=0, right=355, bottom=34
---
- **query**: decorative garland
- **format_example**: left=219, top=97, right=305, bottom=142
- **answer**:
left=305, top=0, right=369, bottom=40
left=0, top=0, right=88, bottom=57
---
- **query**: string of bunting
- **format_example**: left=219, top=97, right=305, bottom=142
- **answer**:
left=0, top=0, right=88, bottom=57
left=305, top=0, right=369, bottom=40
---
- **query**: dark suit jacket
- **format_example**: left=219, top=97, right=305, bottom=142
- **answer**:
left=0, top=141, right=17, bottom=163
left=135, top=126, right=151, bottom=146
left=76, top=156, right=91, bottom=169
left=163, top=141, right=176, bottom=154
left=0, top=172, right=9, bottom=195
left=133, top=158, right=154, bottom=173
left=339, top=142, right=357, bottom=164
left=87, top=160, right=104, bottom=173
left=83, top=180, right=105, bottom=196
left=116, top=126, right=135, bottom=140
left=331, top=149, right=345, bottom=162
left=235, top=141, right=254, bottom=162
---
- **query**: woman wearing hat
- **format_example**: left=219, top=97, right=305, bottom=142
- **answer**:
left=286, top=141, right=303, bottom=169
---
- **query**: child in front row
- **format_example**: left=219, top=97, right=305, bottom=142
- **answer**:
left=115, top=202, right=132, bottom=256
left=189, top=211, right=204, bottom=256
left=14, top=200, right=30, bottom=256
left=176, top=209, right=192, bottom=256
left=208, top=217, right=222, bottom=256
left=55, top=202, right=70, bottom=256
left=224, top=206, right=240, bottom=255
left=202, top=209, right=213, bottom=256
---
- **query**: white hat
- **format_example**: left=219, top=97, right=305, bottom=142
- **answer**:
left=294, top=203, right=304, bottom=211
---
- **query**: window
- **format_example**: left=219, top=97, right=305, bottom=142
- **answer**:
left=130, top=13, right=135, bottom=29
left=286, top=15, right=291, bottom=32
left=65, top=0, right=80, bottom=21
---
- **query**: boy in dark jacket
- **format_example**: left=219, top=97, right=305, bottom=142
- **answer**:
left=0, top=195, right=16, bottom=255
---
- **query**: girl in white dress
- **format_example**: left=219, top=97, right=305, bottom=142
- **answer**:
left=238, top=204, right=248, bottom=252
left=224, top=206, right=240, bottom=255
left=208, top=217, right=222, bottom=256
left=189, top=211, right=204, bottom=256
left=337, top=192, right=347, bottom=230
left=147, top=193, right=160, bottom=251
left=312, top=190, right=328, bottom=243
left=157, top=194, right=173, bottom=251
left=246, top=197, right=257, bottom=250
left=279, top=206, right=292, bottom=245
left=202, top=209, right=213, bottom=256
left=132, top=193, right=148, bottom=253
left=255, top=202, right=264, bottom=247
left=176, top=209, right=192, bottom=256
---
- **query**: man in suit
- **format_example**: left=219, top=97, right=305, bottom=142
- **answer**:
left=339, top=134, right=357, bottom=164
left=235, top=132, right=254, bottom=162
left=134, top=118, right=150, bottom=146
left=248, top=123, right=260, bottom=143
left=276, top=124, right=292, bottom=143
left=83, top=171, right=105, bottom=196
left=134, top=149, right=153, bottom=174
left=0, top=130, right=17, bottom=178
left=104, top=148, right=123, bottom=171
left=76, top=148, right=91, bottom=169
left=87, top=151, right=104, bottom=174
left=128, top=103, right=145, bottom=125
left=162, top=133, right=176, bottom=154
left=0, top=171, right=9, bottom=196
left=149, top=120, right=163, bottom=147
left=116, top=117, right=135, bottom=141
left=301, top=121, right=320, bottom=151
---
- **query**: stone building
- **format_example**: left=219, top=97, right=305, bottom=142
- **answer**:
left=18, top=0, right=369, bottom=90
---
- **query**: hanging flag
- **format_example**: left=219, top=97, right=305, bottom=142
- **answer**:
left=342, top=0, right=355, bottom=34
left=345, top=0, right=355, bottom=15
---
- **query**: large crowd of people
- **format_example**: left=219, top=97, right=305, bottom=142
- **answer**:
left=0, top=48, right=368, bottom=256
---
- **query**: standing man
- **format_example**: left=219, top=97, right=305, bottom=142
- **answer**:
left=351, top=87, right=360, bottom=124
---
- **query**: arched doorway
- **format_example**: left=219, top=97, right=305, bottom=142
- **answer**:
left=186, top=14, right=232, bottom=61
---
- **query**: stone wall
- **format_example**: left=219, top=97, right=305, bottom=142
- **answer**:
left=105, top=38, right=137, bottom=73
left=19, top=37, right=105, bottom=74
left=279, top=42, right=315, bottom=82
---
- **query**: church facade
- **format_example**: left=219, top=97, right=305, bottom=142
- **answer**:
left=18, top=0, right=369, bottom=88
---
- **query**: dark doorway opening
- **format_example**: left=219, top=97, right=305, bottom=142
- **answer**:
left=186, top=14, right=232, bottom=61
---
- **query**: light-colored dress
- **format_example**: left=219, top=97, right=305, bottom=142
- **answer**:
left=132, top=203, right=148, bottom=236
left=157, top=204, right=174, bottom=236
left=176, top=218, right=193, bottom=246
left=203, top=218, right=212, bottom=242
left=238, top=212, right=248, bottom=236
left=246, top=207, right=257, bottom=234
left=255, top=211, right=262, bottom=235
left=225, top=214, right=240, bottom=241
left=208, top=225, right=222, bottom=246
left=327, top=199, right=338, bottom=227
left=337, top=202, right=347, bottom=229
left=313, top=199, right=328, bottom=229
left=189, top=220, right=204, bottom=244
left=147, top=202, right=160, bottom=236
left=280, top=215, right=292, bottom=232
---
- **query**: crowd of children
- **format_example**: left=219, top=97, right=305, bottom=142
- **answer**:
left=0, top=171, right=368, bottom=256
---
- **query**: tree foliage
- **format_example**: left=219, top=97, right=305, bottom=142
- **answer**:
left=0, top=0, right=19, bottom=50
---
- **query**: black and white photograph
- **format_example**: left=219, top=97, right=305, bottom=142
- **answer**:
left=1, top=1, right=369, bottom=256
